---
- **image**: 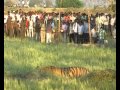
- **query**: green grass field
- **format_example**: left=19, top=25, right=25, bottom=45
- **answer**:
left=4, top=36, right=116, bottom=90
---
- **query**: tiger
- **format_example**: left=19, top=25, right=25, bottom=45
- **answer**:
left=39, top=66, right=90, bottom=78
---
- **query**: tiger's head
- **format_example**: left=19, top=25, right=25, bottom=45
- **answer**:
left=40, top=66, right=56, bottom=72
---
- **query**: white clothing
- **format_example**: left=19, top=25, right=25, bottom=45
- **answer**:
left=73, top=22, right=78, bottom=33
left=100, top=16, right=105, bottom=24
left=111, top=17, right=116, bottom=26
left=70, top=15, right=76, bottom=22
left=16, top=14, right=20, bottom=21
left=19, top=17, right=22, bottom=23
left=46, top=33, right=52, bottom=43
left=4, top=15, right=8, bottom=23
left=29, top=20, right=34, bottom=30
left=31, top=15, right=36, bottom=23
left=10, top=13, right=15, bottom=21
left=91, top=28, right=97, bottom=37
left=29, top=29, right=34, bottom=38
left=29, top=20, right=34, bottom=38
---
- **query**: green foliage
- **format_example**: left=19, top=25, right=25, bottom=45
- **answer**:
left=4, top=36, right=116, bottom=90
left=29, top=0, right=41, bottom=7
left=45, top=0, right=54, bottom=7
left=108, top=4, right=116, bottom=12
left=56, top=0, right=83, bottom=8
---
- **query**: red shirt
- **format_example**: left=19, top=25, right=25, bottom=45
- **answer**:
left=26, top=19, right=29, bottom=28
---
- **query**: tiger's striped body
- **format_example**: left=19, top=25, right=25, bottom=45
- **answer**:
left=40, top=66, right=90, bottom=78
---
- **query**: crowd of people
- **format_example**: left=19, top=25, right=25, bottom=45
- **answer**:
left=4, top=9, right=116, bottom=45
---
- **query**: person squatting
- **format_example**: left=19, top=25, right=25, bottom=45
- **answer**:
left=4, top=9, right=116, bottom=44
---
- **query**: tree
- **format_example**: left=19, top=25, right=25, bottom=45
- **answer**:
left=45, top=0, right=54, bottom=7
left=107, top=0, right=116, bottom=12
left=56, top=0, right=83, bottom=8
left=29, top=0, right=54, bottom=7
left=4, top=0, right=14, bottom=6
left=108, top=0, right=115, bottom=5
left=29, top=0, right=41, bottom=7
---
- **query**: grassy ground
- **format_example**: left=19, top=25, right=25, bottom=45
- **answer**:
left=4, top=36, right=116, bottom=90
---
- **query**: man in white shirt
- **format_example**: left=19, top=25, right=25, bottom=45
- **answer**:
left=73, top=19, right=78, bottom=44
left=16, top=13, right=20, bottom=22
left=91, top=27, right=98, bottom=43
left=77, top=21, right=84, bottom=44
left=10, top=12, right=15, bottom=22
left=70, top=13, right=76, bottom=23
left=61, top=21, right=68, bottom=43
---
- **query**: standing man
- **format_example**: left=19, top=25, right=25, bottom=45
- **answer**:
left=35, top=16, right=41, bottom=41
left=25, top=16, right=29, bottom=37
left=91, top=27, right=98, bottom=44
left=103, top=14, right=109, bottom=34
left=20, top=16, right=26, bottom=39
left=6, top=13, right=13, bottom=37
left=98, top=26, right=106, bottom=47
left=69, top=20, right=74, bottom=43
left=29, top=17, right=34, bottom=38
left=73, top=19, right=78, bottom=44
left=83, top=20, right=89, bottom=43
left=61, top=21, right=68, bottom=43
left=77, top=21, right=84, bottom=44
left=46, top=19, right=52, bottom=44
left=13, top=16, right=18, bottom=37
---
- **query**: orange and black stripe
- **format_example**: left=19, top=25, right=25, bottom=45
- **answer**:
left=40, top=66, right=90, bottom=77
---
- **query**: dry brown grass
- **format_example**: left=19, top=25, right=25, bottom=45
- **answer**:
left=4, top=6, right=115, bottom=15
